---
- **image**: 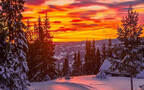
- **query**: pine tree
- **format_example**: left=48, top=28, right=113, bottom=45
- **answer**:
left=95, top=48, right=101, bottom=74
left=102, top=43, right=106, bottom=63
left=72, top=51, right=82, bottom=76
left=91, top=40, right=96, bottom=73
left=77, top=51, right=82, bottom=75
left=28, top=16, right=57, bottom=82
left=84, top=40, right=99, bottom=75
left=0, top=11, right=9, bottom=89
left=72, top=53, right=77, bottom=76
left=110, top=6, right=144, bottom=90
left=33, top=23, right=38, bottom=41
left=92, top=40, right=96, bottom=59
left=42, top=14, right=57, bottom=80
left=26, top=19, right=29, bottom=39
left=44, top=13, right=51, bottom=41
left=26, top=19, right=32, bottom=42
left=0, top=30, right=8, bottom=89
left=57, top=63, right=63, bottom=78
left=91, top=40, right=102, bottom=74
left=14, top=24, right=29, bottom=89
left=28, top=17, right=42, bottom=81
left=108, top=39, right=112, bottom=57
left=84, top=40, right=92, bottom=74
left=62, top=57, right=69, bottom=76
left=1, top=0, right=29, bottom=89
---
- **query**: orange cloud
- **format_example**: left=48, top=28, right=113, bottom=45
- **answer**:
left=71, top=19, right=82, bottom=22
left=23, top=0, right=144, bottom=42
left=53, top=21, right=62, bottom=24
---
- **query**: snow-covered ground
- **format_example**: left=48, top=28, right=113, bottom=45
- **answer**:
left=29, top=75, right=144, bottom=90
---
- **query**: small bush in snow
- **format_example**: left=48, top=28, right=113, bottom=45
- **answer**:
left=65, top=75, right=71, bottom=80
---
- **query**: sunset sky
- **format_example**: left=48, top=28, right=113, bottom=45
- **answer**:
left=23, top=0, right=144, bottom=42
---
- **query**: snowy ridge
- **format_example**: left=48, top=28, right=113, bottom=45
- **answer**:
left=54, top=39, right=119, bottom=65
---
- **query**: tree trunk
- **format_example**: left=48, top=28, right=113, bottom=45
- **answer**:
left=130, top=75, right=134, bottom=90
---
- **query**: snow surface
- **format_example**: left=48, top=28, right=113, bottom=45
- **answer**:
left=137, top=70, right=144, bottom=79
left=29, top=75, right=144, bottom=90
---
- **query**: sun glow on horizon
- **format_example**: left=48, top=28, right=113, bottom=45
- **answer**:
left=23, top=0, right=144, bottom=42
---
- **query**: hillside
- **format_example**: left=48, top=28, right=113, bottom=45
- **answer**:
left=54, top=39, right=119, bottom=68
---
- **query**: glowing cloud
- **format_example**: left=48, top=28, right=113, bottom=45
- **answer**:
left=43, top=0, right=75, bottom=6
left=23, top=0, right=144, bottom=42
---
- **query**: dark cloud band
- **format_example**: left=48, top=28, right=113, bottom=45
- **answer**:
left=26, top=0, right=46, bottom=5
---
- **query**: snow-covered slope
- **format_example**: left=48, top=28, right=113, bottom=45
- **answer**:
left=137, top=70, right=144, bottom=79
left=29, top=75, right=144, bottom=90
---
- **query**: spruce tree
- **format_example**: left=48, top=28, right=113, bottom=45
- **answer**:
left=84, top=40, right=92, bottom=74
left=72, top=51, right=82, bottom=76
left=92, top=40, right=96, bottom=59
left=33, top=23, right=37, bottom=40
left=28, top=17, right=44, bottom=81
left=62, top=57, right=69, bottom=76
left=110, top=6, right=144, bottom=90
left=43, top=14, right=57, bottom=80
left=77, top=51, right=82, bottom=75
left=0, top=11, right=9, bottom=89
left=0, top=30, right=8, bottom=89
left=14, top=24, right=29, bottom=89
left=26, top=19, right=31, bottom=42
left=72, top=53, right=77, bottom=76
left=44, top=13, right=51, bottom=41
left=28, top=17, right=39, bottom=81
left=1, top=0, right=29, bottom=89
left=84, top=40, right=99, bottom=75
left=102, top=43, right=106, bottom=63
left=108, top=39, right=112, bottom=57
left=28, top=16, right=57, bottom=81
left=95, top=48, right=101, bottom=74
left=91, top=40, right=97, bottom=74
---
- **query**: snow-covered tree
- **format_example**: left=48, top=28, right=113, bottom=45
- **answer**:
left=110, top=6, right=144, bottom=90
left=0, top=0, right=29, bottom=89
left=0, top=11, right=9, bottom=89
left=13, top=25, right=29, bottom=89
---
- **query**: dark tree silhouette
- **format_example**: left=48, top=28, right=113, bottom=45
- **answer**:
left=28, top=15, right=57, bottom=82
left=72, top=51, right=82, bottom=76
left=62, top=57, right=69, bottom=76
left=101, top=43, right=106, bottom=63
